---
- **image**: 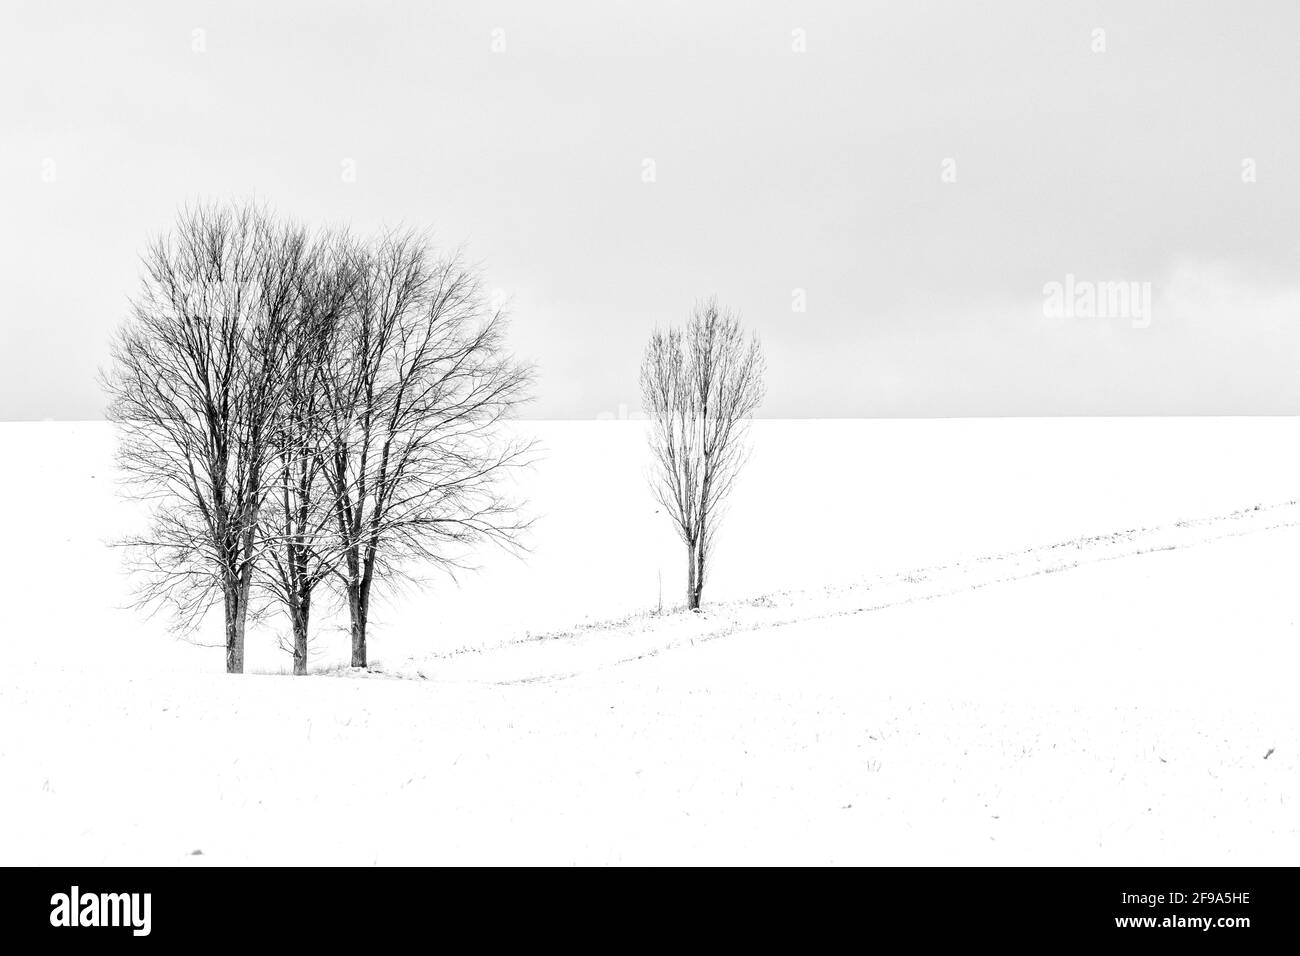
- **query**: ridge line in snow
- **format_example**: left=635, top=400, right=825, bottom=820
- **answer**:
left=337, top=499, right=1300, bottom=684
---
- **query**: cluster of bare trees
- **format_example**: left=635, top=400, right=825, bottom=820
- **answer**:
left=641, top=298, right=766, bottom=610
left=105, top=202, right=532, bottom=674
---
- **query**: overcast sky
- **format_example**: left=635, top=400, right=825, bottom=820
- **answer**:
left=2, top=0, right=1298, bottom=419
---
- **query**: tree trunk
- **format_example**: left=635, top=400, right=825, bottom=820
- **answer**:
left=291, top=601, right=309, bottom=676
left=348, top=582, right=368, bottom=667
left=224, top=587, right=246, bottom=674
left=693, top=538, right=706, bottom=609
left=685, top=540, right=699, bottom=610
left=229, top=508, right=258, bottom=675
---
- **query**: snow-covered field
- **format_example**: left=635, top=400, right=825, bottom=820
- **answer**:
left=1, top=419, right=1298, bottom=864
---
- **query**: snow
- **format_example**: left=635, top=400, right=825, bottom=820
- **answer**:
left=0, top=419, right=1298, bottom=864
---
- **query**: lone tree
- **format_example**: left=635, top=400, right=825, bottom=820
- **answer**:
left=640, top=297, right=765, bottom=610
left=320, top=231, right=533, bottom=668
left=105, top=202, right=308, bottom=673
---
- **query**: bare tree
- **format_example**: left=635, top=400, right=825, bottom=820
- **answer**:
left=258, top=235, right=357, bottom=675
left=320, top=231, right=534, bottom=668
left=104, top=202, right=308, bottom=673
left=640, top=297, right=765, bottom=610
